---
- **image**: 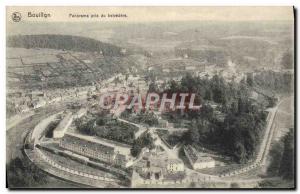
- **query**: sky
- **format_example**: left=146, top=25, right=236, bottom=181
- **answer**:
left=6, top=6, right=294, bottom=23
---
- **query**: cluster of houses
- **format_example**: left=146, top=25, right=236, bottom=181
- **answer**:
left=7, top=50, right=133, bottom=116
left=86, top=73, right=151, bottom=116
left=134, top=150, right=185, bottom=181
left=133, top=143, right=217, bottom=183
left=7, top=83, right=98, bottom=114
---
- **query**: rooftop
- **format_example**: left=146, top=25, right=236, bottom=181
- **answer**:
left=184, top=145, right=214, bottom=164
left=54, top=112, right=73, bottom=132
left=62, top=133, right=115, bottom=155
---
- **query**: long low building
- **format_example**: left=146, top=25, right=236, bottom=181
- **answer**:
left=183, top=145, right=215, bottom=170
left=59, top=132, right=133, bottom=168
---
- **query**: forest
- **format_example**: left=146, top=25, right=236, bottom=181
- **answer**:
left=161, top=74, right=268, bottom=163
left=7, top=34, right=124, bottom=56
left=267, top=128, right=294, bottom=180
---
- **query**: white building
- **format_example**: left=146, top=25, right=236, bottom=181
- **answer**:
left=166, top=159, right=184, bottom=173
left=192, top=156, right=215, bottom=169
left=183, top=145, right=215, bottom=170
left=60, top=132, right=133, bottom=168
left=32, top=99, right=46, bottom=109
left=185, top=65, right=196, bottom=71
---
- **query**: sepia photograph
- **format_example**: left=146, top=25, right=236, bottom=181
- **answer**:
left=5, top=6, right=295, bottom=189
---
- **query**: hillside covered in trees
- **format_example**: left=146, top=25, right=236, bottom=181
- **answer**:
left=161, top=74, right=268, bottom=163
left=7, top=157, right=48, bottom=187
left=7, top=34, right=124, bottom=56
left=267, top=128, right=294, bottom=180
left=261, top=128, right=294, bottom=188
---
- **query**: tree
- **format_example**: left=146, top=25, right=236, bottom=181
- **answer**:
left=234, top=141, right=247, bottom=163
left=246, top=73, right=254, bottom=87
left=96, top=118, right=105, bottom=126
left=163, top=73, right=267, bottom=163
left=188, top=124, right=200, bottom=144
left=148, top=81, right=158, bottom=93
left=7, top=157, right=48, bottom=188
left=131, top=133, right=154, bottom=157
left=131, top=143, right=142, bottom=157
left=267, top=141, right=284, bottom=176
left=279, top=128, right=294, bottom=180
left=168, top=80, right=180, bottom=93
left=267, top=97, right=277, bottom=108
left=200, top=104, right=214, bottom=121
left=204, top=90, right=212, bottom=101
left=230, top=182, right=240, bottom=188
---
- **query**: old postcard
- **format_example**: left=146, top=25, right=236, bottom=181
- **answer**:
left=6, top=6, right=295, bottom=189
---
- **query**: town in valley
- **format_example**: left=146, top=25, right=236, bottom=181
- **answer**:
left=6, top=7, right=295, bottom=189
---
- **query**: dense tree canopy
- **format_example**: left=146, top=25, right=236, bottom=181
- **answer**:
left=165, top=74, right=267, bottom=163
left=279, top=128, right=294, bottom=180
left=131, top=133, right=154, bottom=157
left=75, top=117, right=138, bottom=145
left=121, top=110, right=159, bottom=127
left=266, top=127, right=294, bottom=186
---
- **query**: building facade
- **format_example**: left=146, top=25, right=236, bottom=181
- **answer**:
left=59, top=132, right=132, bottom=168
left=60, top=133, right=114, bottom=163
left=166, top=159, right=185, bottom=173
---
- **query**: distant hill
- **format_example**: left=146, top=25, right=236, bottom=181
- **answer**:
left=7, top=34, right=124, bottom=56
